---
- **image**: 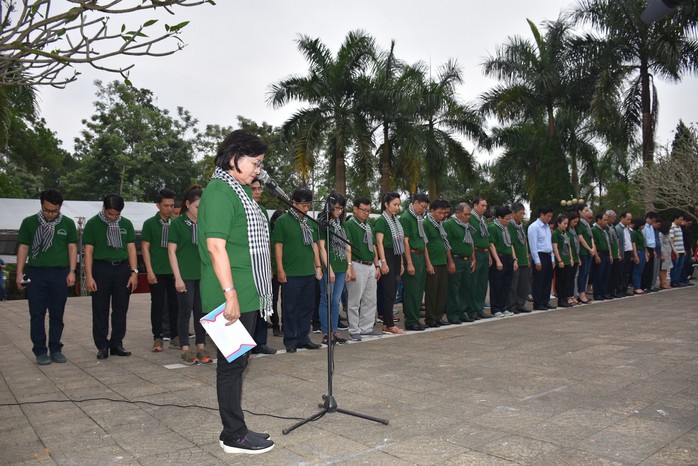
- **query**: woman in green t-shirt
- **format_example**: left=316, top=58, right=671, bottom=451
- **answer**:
left=168, top=185, right=213, bottom=365
left=552, top=215, right=573, bottom=308
left=566, top=211, right=582, bottom=305
left=375, top=192, right=406, bottom=334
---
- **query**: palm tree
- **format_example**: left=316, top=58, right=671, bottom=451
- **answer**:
left=267, top=30, right=376, bottom=195
left=406, top=59, right=484, bottom=198
left=572, top=0, right=698, bottom=166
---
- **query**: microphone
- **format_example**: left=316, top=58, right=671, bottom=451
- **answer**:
left=258, top=169, right=290, bottom=201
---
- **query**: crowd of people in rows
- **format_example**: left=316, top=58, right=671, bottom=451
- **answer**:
left=12, top=130, right=696, bottom=454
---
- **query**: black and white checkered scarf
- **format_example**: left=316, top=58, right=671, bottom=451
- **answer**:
left=472, top=211, right=490, bottom=237
left=579, top=218, right=592, bottom=237
left=408, top=203, right=427, bottom=242
left=159, top=217, right=171, bottom=248
left=560, top=228, right=571, bottom=257
left=427, top=213, right=451, bottom=251
left=451, top=215, right=474, bottom=245
left=329, top=218, right=347, bottom=260
left=568, top=226, right=580, bottom=254
left=32, top=211, right=63, bottom=259
left=289, top=208, right=313, bottom=246
left=493, top=218, right=512, bottom=248
left=184, top=216, right=198, bottom=245
left=512, top=221, right=526, bottom=244
left=381, top=211, right=405, bottom=255
left=212, top=167, right=273, bottom=318
left=351, top=216, right=373, bottom=251
left=98, top=210, right=122, bottom=248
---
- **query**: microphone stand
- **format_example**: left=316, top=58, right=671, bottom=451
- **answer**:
left=264, top=189, right=388, bottom=434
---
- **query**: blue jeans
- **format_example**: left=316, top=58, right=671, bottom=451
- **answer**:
left=318, top=272, right=346, bottom=334
left=632, top=253, right=646, bottom=290
left=671, top=253, right=685, bottom=286
left=577, top=255, right=593, bottom=294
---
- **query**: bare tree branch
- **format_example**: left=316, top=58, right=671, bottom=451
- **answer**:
left=0, top=0, right=214, bottom=88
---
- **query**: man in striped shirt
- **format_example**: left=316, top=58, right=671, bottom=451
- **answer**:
left=669, top=214, right=687, bottom=287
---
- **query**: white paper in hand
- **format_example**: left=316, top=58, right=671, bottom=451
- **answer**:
left=200, top=303, right=256, bottom=362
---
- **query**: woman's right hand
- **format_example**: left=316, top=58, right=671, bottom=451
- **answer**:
left=223, top=291, right=241, bottom=326
left=277, top=269, right=287, bottom=284
left=175, top=278, right=186, bottom=293
left=147, top=272, right=158, bottom=285
left=86, top=277, right=97, bottom=292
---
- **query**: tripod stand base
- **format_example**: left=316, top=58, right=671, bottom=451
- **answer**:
left=282, top=395, right=389, bottom=435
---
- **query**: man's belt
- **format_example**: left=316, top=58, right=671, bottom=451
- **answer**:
left=96, top=259, right=128, bottom=266
left=474, top=247, right=489, bottom=253
left=452, top=254, right=471, bottom=260
left=410, top=249, right=425, bottom=255
left=354, top=259, right=375, bottom=266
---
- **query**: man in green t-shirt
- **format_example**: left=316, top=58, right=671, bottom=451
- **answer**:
left=399, top=193, right=430, bottom=330
left=444, top=202, right=476, bottom=323
left=141, top=188, right=179, bottom=352
left=508, top=203, right=532, bottom=313
left=423, top=199, right=454, bottom=327
left=273, top=188, right=323, bottom=352
left=592, top=212, right=612, bottom=300
left=16, top=189, right=77, bottom=365
left=468, top=196, right=494, bottom=319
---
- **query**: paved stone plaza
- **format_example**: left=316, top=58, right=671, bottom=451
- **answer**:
left=0, top=287, right=696, bottom=465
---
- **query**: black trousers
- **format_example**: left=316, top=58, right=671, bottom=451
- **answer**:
left=281, top=275, right=315, bottom=349
left=150, top=274, right=179, bottom=340
left=619, top=251, right=633, bottom=294
left=592, top=251, right=611, bottom=298
left=176, top=280, right=205, bottom=347
left=532, top=252, right=553, bottom=307
left=378, top=248, right=401, bottom=327
left=91, top=261, right=131, bottom=350
left=555, top=264, right=571, bottom=302
left=489, top=254, right=514, bottom=313
left=610, top=255, right=623, bottom=296
left=217, top=311, right=257, bottom=442
left=26, top=266, right=68, bottom=356
left=270, top=276, right=281, bottom=329
left=641, top=247, right=655, bottom=290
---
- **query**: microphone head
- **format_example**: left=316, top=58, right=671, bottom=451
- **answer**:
left=257, top=169, right=270, bottom=183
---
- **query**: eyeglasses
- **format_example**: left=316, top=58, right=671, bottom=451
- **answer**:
left=251, top=187, right=263, bottom=192
left=333, top=206, right=345, bottom=211
left=42, top=208, right=60, bottom=215
left=246, top=156, right=263, bottom=169
left=296, top=202, right=312, bottom=208
left=357, top=207, right=371, bottom=214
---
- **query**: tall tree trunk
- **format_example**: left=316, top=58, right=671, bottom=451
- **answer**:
left=640, top=60, right=654, bottom=167
left=570, top=152, right=579, bottom=197
left=335, top=149, right=346, bottom=196
left=380, top=120, right=391, bottom=194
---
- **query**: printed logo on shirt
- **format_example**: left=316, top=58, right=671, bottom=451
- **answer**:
left=120, top=228, right=127, bottom=235
left=57, top=228, right=67, bottom=236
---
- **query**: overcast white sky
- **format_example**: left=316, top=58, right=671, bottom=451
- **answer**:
left=37, top=0, right=697, bottom=161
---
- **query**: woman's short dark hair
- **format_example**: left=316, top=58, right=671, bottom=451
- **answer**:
left=291, top=188, right=313, bottom=203
left=555, top=214, right=567, bottom=227
left=214, top=130, right=268, bottom=172
left=659, top=220, right=672, bottom=235
left=319, top=192, right=346, bottom=224
left=40, top=189, right=64, bottom=206
left=632, top=218, right=645, bottom=230
left=103, top=193, right=125, bottom=212
left=181, top=185, right=203, bottom=212
left=381, top=192, right=400, bottom=212
left=567, top=210, right=579, bottom=221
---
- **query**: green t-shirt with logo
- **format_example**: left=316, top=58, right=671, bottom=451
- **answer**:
left=592, top=225, right=609, bottom=252
left=272, top=212, right=318, bottom=277
left=469, top=213, right=491, bottom=249
left=552, top=229, right=572, bottom=266
left=578, top=221, right=593, bottom=257
left=374, top=215, right=396, bottom=249
left=444, top=218, right=474, bottom=258
left=424, top=218, right=448, bottom=265
left=488, top=222, right=512, bottom=256
left=169, top=214, right=201, bottom=280
left=142, top=213, right=173, bottom=274
left=198, top=179, right=266, bottom=313
left=344, top=218, right=375, bottom=262
left=508, top=222, right=529, bottom=267
left=18, top=214, right=77, bottom=267
left=82, top=214, right=135, bottom=262
left=399, top=210, right=426, bottom=252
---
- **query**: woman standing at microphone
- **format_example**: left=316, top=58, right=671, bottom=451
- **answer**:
left=198, top=130, right=274, bottom=455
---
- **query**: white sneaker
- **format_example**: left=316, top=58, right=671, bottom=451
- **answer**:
left=494, top=311, right=504, bottom=317
left=502, top=311, right=514, bottom=316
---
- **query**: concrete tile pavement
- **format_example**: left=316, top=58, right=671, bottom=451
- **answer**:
left=0, top=287, right=696, bottom=465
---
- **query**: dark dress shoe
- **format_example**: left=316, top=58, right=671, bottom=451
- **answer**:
left=518, top=308, right=532, bottom=313
left=533, top=306, right=547, bottom=311
left=299, top=342, right=321, bottom=350
left=448, top=319, right=463, bottom=325
left=110, top=346, right=131, bottom=356
left=96, top=348, right=109, bottom=360
left=272, top=327, right=281, bottom=337
left=252, top=344, right=277, bottom=355
left=603, top=295, right=614, bottom=300
left=472, top=314, right=481, bottom=320
left=425, top=320, right=440, bottom=328
left=461, top=315, right=474, bottom=322
left=546, top=304, right=558, bottom=309
left=436, top=319, right=451, bottom=326
left=285, top=347, right=297, bottom=353
left=593, top=295, right=605, bottom=301
left=406, top=324, right=425, bottom=331
left=558, top=302, right=572, bottom=308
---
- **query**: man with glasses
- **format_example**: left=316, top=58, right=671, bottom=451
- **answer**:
left=273, top=188, right=323, bottom=352
left=16, top=189, right=77, bottom=365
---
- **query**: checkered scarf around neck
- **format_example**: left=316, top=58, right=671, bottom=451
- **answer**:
left=595, top=224, right=610, bottom=248
left=560, top=228, right=571, bottom=257
left=569, top=226, right=581, bottom=254
left=512, top=221, right=526, bottom=244
left=472, top=211, right=490, bottom=237
left=329, top=218, right=347, bottom=259
left=183, top=215, right=198, bottom=245
left=408, top=203, right=427, bottom=242
left=351, top=216, right=373, bottom=251
left=427, top=213, right=452, bottom=251
left=32, top=211, right=63, bottom=259
left=382, top=211, right=405, bottom=255
left=579, top=217, right=592, bottom=237
left=158, top=217, right=171, bottom=248
left=98, top=210, right=122, bottom=248
left=451, top=215, right=475, bottom=245
left=493, top=218, right=512, bottom=248
left=211, top=167, right=273, bottom=318
left=607, top=225, right=618, bottom=245
left=289, top=207, right=313, bottom=246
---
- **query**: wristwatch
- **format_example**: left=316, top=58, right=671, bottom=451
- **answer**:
left=131, top=269, right=139, bottom=274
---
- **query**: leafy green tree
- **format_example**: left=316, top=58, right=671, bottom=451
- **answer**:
left=573, top=0, right=698, bottom=166
left=64, top=80, right=198, bottom=201
left=267, top=30, right=376, bottom=195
